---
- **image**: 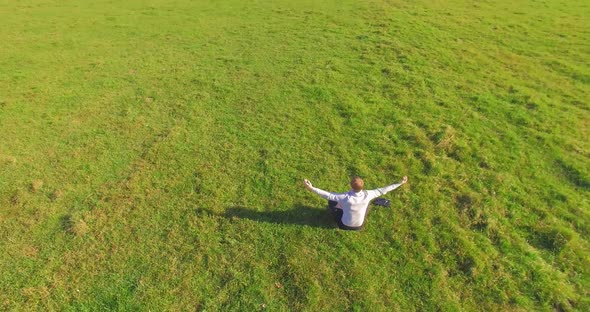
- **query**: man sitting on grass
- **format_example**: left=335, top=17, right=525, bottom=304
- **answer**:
left=304, top=176, right=408, bottom=230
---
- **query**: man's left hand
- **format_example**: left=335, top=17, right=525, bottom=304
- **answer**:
left=303, top=179, right=313, bottom=191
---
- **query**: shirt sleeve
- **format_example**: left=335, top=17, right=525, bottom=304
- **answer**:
left=368, top=183, right=403, bottom=198
left=310, top=187, right=347, bottom=202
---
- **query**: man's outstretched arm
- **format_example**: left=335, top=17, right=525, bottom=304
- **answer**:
left=303, top=179, right=346, bottom=202
left=371, top=176, right=408, bottom=197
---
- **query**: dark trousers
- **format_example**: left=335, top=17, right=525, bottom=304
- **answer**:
left=328, top=200, right=363, bottom=231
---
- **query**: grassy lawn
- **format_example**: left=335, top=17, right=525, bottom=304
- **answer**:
left=1, top=0, right=589, bottom=310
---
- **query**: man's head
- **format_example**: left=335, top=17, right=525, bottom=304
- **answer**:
left=350, top=176, right=364, bottom=192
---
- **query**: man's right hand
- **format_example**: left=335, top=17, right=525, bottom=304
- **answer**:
left=303, top=179, right=313, bottom=191
left=401, top=176, right=408, bottom=184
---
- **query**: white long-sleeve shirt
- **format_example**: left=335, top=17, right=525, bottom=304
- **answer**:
left=311, top=183, right=403, bottom=227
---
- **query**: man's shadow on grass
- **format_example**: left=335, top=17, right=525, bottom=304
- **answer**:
left=195, top=205, right=335, bottom=229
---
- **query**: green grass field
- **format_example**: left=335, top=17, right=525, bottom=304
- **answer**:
left=1, top=0, right=589, bottom=310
